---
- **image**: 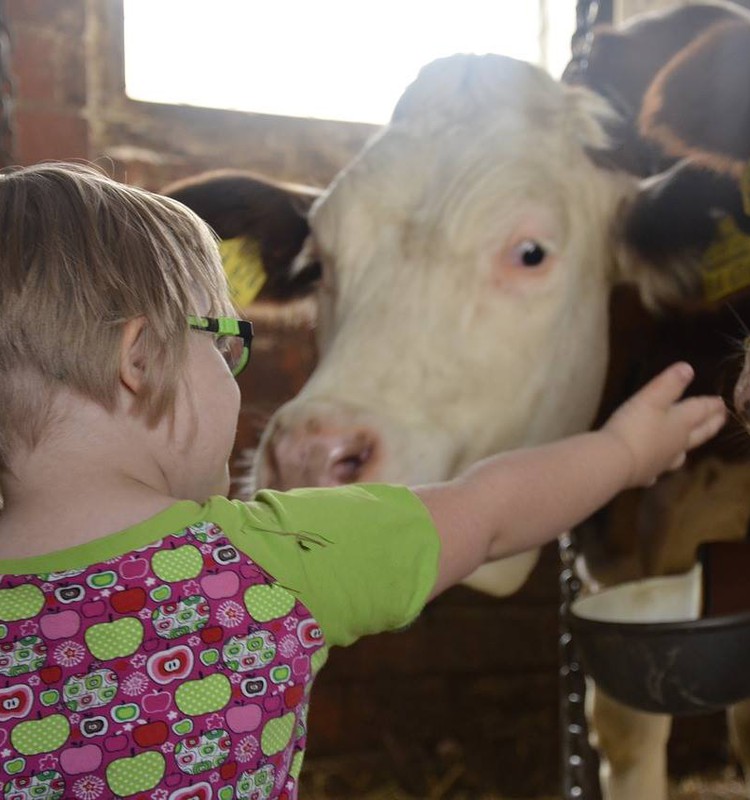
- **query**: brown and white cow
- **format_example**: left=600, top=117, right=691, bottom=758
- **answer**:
left=163, top=47, right=750, bottom=800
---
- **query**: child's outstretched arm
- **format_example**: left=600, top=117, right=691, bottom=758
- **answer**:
left=415, top=362, right=727, bottom=599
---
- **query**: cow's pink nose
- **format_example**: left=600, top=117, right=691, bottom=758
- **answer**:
left=260, top=422, right=380, bottom=490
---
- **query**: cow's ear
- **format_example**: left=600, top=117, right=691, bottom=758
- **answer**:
left=161, top=170, right=323, bottom=301
left=613, top=164, right=714, bottom=309
left=562, top=83, right=620, bottom=154
left=640, top=20, right=750, bottom=170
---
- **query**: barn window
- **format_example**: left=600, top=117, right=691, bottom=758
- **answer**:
left=123, top=1, right=577, bottom=125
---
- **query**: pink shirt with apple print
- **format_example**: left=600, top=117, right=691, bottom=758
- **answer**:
left=0, top=485, right=438, bottom=800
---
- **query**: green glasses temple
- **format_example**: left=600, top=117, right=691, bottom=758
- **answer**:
left=188, top=315, right=254, bottom=377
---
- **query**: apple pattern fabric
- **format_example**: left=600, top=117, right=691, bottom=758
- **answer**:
left=0, top=521, right=327, bottom=800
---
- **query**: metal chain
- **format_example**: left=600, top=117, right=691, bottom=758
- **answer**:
left=567, top=0, right=614, bottom=78
left=559, top=531, right=600, bottom=800
left=0, top=0, right=15, bottom=167
left=559, top=4, right=614, bottom=794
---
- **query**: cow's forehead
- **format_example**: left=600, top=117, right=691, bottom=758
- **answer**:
left=392, top=53, right=573, bottom=132
left=311, top=123, right=604, bottom=263
left=310, top=54, right=615, bottom=237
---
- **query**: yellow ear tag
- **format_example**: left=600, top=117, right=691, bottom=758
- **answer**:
left=218, top=237, right=267, bottom=308
left=701, top=215, right=750, bottom=303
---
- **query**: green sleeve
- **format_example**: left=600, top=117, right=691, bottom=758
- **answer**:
left=225, top=484, right=440, bottom=647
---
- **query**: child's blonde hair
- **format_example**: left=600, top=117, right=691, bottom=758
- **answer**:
left=0, top=161, right=234, bottom=471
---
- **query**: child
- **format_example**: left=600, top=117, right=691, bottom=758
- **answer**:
left=0, top=162, right=725, bottom=800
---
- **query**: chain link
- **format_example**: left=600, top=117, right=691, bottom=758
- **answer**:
left=559, top=531, right=601, bottom=800
left=557, top=10, right=614, bottom=792
left=566, top=0, right=614, bottom=80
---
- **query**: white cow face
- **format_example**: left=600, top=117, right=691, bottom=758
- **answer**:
left=254, top=55, right=639, bottom=492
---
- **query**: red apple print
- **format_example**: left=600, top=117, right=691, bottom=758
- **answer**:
left=297, top=618, right=323, bottom=648
left=284, top=685, right=304, bottom=710
left=168, top=783, right=212, bottom=800
left=81, top=600, right=106, bottom=618
left=219, top=762, right=238, bottom=781
left=40, top=666, right=63, bottom=685
left=0, top=685, right=33, bottom=721
left=147, top=644, right=193, bottom=684
left=199, top=626, right=223, bottom=645
left=110, top=588, right=147, bottom=614
left=263, top=695, right=282, bottom=713
left=200, top=571, right=240, bottom=600
left=291, top=656, right=309, bottom=678
left=225, top=704, right=262, bottom=733
left=59, top=743, right=103, bottom=775
left=119, top=557, right=149, bottom=580
left=141, top=690, right=171, bottom=715
left=104, top=734, right=128, bottom=752
left=133, top=721, right=169, bottom=748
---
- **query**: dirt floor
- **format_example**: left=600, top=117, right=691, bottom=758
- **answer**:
left=298, top=757, right=746, bottom=800
left=669, top=771, right=746, bottom=800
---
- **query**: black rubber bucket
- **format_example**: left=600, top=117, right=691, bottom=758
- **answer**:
left=568, top=567, right=750, bottom=715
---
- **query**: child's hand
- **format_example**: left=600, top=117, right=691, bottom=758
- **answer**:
left=602, top=362, right=727, bottom=488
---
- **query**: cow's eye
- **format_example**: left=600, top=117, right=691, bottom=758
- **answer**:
left=515, top=240, right=547, bottom=267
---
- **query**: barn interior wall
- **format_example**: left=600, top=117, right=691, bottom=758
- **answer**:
left=3, top=1, right=731, bottom=797
left=616, top=0, right=750, bottom=21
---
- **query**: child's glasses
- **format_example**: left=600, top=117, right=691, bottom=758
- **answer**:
left=188, top=316, right=254, bottom=377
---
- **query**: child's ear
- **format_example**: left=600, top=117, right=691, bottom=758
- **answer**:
left=119, top=316, right=148, bottom=394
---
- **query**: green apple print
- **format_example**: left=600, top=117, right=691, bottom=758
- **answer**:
left=175, top=674, right=231, bottom=716
left=151, top=545, right=203, bottom=582
left=260, top=712, right=296, bottom=756
left=11, top=714, right=70, bottom=755
left=4, top=771, right=65, bottom=800
left=106, top=751, right=165, bottom=796
left=85, top=617, right=144, bottom=660
left=0, top=584, right=45, bottom=622
left=236, top=764, right=275, bottom=799
left=290, top=749, right=305, bottom=780
left=63, top=668, right=118, bottom=711
left=0, top=635, right=47, bottom=677
left=243, top=583, right=295, bottom=622
left=222, top=630, right=276, bottom=672
left=174, top=728, right=230, bottom=774
left=311, top=646, right=329, bottom=676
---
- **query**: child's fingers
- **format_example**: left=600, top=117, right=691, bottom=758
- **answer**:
left=687, top=404, right=727, bottom=448
left=637, top=362, right=695, bottom=409
left=669, top=452, right=687, bottom=471
left=673, top=395, right=727, bottom=448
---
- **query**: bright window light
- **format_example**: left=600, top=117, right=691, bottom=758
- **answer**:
left=123, top=1, right=576, bottom=125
